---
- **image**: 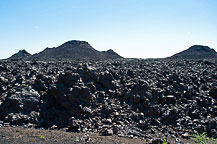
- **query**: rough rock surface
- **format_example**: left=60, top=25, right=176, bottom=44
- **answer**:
left=0, top=58, right=217, bottom=142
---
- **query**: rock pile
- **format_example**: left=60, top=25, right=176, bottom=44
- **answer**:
left=0, top=58, right=216, bottom=140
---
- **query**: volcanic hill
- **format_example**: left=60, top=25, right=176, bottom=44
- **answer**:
left=9, top=50, right=31, bottom=60
left=169, top=45, right=217, bottom=59
left=28, top=40, right=122, bottom=61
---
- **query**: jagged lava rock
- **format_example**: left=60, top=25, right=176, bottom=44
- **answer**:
left=0, top=58, right=217, bottom=140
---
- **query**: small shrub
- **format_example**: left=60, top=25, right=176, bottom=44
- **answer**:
left=40, top=135, right=45, bottom=139
left=75, top=136, right=79, bottom=142
left=158, top=137, right=168, bottom=144
left=191, top=132, right=217, bottom=144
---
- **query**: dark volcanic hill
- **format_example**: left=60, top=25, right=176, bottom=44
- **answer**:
left=9, top=50, right=31, bottom=60
left=28, top=40, right=122, bottom=61
left=169, top=45, right=217, bottom=59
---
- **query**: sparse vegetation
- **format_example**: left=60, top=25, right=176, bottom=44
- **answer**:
left=191, top=132, right=217, bottom=144
left=40, top=135, right=45, bottom=139
left=158, top=137, right=168, bottom=144
left=75, top=136, right=80, bottom=142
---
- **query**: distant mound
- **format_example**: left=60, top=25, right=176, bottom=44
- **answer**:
left=9, top=50, right=31, bottom=60
left=169, top=45, right=217, bottom=59
left=28, top=40, right=123, bottom=61
left=101, top=49, right=122, bottom=59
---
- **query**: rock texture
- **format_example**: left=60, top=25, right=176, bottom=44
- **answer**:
left=169, top=45, right=217, bottom=59
left=8, top=50, right=31, bottom=60
left=28, top=40, right=122, bottom=61
left=0, top=58, right=217, bottom=142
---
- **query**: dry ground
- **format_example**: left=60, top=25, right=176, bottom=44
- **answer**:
left=0, top=127, right=195, bottom=144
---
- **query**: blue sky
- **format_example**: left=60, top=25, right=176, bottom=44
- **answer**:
left=0, top=0, right=217, bottom=59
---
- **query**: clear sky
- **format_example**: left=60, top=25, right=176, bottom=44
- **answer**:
left=0, top=0, right=217, bottom=59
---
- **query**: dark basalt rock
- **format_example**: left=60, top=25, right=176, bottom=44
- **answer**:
left=0, top=84, right=5, bottom=95
left=100, top=128, right=113, bottom=136
left=209, top=88, right=217, bottom=99
left=0, top=58, right=217, bottom=141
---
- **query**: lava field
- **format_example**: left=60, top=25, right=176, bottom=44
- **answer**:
left=0, top=58, right=216, bottom=141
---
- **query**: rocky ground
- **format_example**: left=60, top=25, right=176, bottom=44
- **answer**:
left=0, top=127, right=150, bottom=144
left=0, top=58, right=217, bottom=143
